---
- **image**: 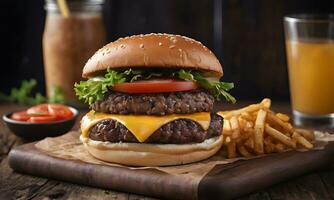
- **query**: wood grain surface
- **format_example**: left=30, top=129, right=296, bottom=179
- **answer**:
left=9, top=143, right=199, bottom=200
left=1, top=103, right=334, bottom=200
left=7, top=139, right=334, bottom=200
left=199, top=142, right=334, bottom=199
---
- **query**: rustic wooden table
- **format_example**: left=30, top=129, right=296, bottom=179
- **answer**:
left=0, top=103, right=333, bottom=200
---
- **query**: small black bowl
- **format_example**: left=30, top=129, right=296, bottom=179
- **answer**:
left=2, top=107, right=78, bottom=141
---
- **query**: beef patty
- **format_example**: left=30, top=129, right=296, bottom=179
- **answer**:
left=91, top=89, right=214, bottom=115
left=88, top=113, right=223, bottom=144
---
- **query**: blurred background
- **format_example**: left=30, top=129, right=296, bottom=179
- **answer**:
left=1, top=0, right=333, bottom=103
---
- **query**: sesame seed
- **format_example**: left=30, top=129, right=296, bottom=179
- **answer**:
left=170, top=36, right=177, bottom=43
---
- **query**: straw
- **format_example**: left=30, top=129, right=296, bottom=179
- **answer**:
left=57, top=0, right=70, bottom=18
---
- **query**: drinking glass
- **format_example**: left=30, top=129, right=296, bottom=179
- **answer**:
left=43, top=0, right=106, bottom=104
left=284, top=14, right=334, bottom=128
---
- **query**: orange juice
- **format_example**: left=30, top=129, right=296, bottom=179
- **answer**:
left=286, top=40, right=334, bottom=115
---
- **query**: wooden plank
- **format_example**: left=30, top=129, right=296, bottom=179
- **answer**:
left=319, top=166, right=334, bottom=200
left=0, top=105, right=26, bottom=162
left=8, top=140, right=334, bottom=200
left=237, top=169, right=334, bottom=200
left=198, top=142, right=334, bottom=200
left=267, top=173, right=332, bottom=200
left=8, top=143, right=195, bottom=200
left=0, top=158, right=152, bottom=200
left=237, top=191, right=272, bottom=200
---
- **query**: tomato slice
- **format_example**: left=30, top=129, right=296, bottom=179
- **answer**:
left=48, top=104, right=73, bottom=120
left=113, top=79, right=198, bottom=93
left=27, top=104, right=49, bottom=116
left=11, top=111, right=31, bottom=121
left=11, top=104, right=73, bottom=123
left=29, top=115, right=57, bottom=123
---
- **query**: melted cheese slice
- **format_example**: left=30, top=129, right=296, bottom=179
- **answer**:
left=81, top=111, right=211, bottom=143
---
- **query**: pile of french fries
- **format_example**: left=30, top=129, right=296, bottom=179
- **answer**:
left=219, top=98, right=315, bottom=158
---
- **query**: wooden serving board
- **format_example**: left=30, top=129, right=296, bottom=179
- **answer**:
left=8, top=141, right=334, bottom=200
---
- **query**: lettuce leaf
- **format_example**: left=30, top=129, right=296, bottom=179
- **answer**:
left=178, top=70, right=236, bottom=103
left=74, top=68, right=236, bottom=105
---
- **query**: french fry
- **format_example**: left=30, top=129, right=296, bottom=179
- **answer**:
left=244, top=137, right=254, bottom=150
left=276, top=113, right=290, bottom=122
left=254, top=109, right=267, bottom=154
left=263, top=136, right=273, bottom=144
left=240, top=112, right=254, bottom=121
left=238, top=117, right=247, bottom=130
left=223, top=119, right=232, bottom=136
left=264, top=143, right=275, bottom=154
left=227, top=141, right=237, bottom=158
left=219, top=98, right=270, bottom=119
left=224, top=136, right=231, bottom=145
left=292, top=131, right=314, bottom=149
left=251, top=111, right=258, bottom=116
left=219, top=98, right=315, bottom=158
left=265, top=124, right=296, bottom=148
left=261, top=98, right=271, bottom=108
left=230, top=116, right=240, bottom=140
left=237, top=144, right=252, bottom=157
left=274, top=143, right=285, bottom=153
left=267, top=112, right=294, bottom=135
left=218, top=104, right=260, bottom=118
left=264, top=137, right=275, bottom=154
left=296, top=129, right=315, bottom=141
left=285, top=122, right=293, bottom=130
left=244, top=121, right=253, bottom=132
left=239, top=130, right=252, bottom=142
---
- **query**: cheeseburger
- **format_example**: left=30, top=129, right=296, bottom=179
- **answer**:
left=75, top=33, right=235, bottom=166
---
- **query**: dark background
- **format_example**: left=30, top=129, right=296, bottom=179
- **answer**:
left=1, top=0, right=333, bottom=101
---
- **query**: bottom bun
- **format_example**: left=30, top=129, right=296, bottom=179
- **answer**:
left=80, top=135, right=223, bottom=166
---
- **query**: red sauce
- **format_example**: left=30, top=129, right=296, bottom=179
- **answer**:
left=11, top=104, right=74, bottom=123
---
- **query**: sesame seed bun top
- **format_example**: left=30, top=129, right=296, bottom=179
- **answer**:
left=82, top=33, right=223, bottom=78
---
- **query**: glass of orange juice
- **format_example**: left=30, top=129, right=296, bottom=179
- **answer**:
left=284, top=14, right=334, bottom=128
